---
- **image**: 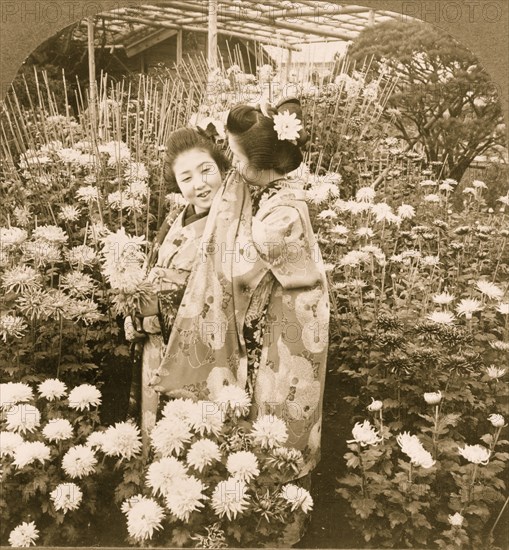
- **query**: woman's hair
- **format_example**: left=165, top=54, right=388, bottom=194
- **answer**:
left=226, top=99, right=306, bottom=174
left=163, top=127, right=230, bottom=193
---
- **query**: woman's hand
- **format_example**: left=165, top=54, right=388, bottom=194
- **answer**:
left=124, top=316, right=146, bottom=342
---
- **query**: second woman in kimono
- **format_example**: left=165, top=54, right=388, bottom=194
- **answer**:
left=125, top=127, right=229, bottom=449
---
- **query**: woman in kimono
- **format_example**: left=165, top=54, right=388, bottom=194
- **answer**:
left=153, top=98, right=329, bottom=544
left=125, top=127, right=229, bottom=449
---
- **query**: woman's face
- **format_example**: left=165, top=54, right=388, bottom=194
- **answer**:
left=173, top=148, right=223, bottom=213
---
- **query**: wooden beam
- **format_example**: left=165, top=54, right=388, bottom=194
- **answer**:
left=125, top=27, right=178, bottom=58
left=137, top=2, right=357, bottom=40
left=208, top=0, right=218, bottom=71
left=100, top=12, right=301, bottom=50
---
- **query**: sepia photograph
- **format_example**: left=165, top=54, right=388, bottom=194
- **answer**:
left=0, top=1, right=508, bottom=548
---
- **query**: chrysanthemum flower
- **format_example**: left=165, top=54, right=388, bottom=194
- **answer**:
left=370, top=202, right=394, bottom=222
left=250, top=415, right=288, bottom=449
left=164, top=475, right=208, bottom=522
left=0, top=382, right=33, bottom=409
left=226, top=451, right=260, bottom=482
left=67, top=384, right=101, bottom=411
left=356, top=227, right=375, bottom=238
left=102, top=422, right=142, bottom=460
left=14, top=288, right=47, bottom=320
left=62, top=445, right=97, bottom=478
left=186, top=439, right=221, bottom=473
left=348, top=420, right=382, bottom=447
left=124, top=496, right=164, bottom=542
left=50, top=482, right=83, bottom=513
left=32, top=225, right=68, bottom=245
left=330, top=224, right=349, bottom=236
left=160, top=398, right=199, bottom=425
left=211, top=478, right=250, bottom=520
left=448, top=512, right=464, bottom=527
left=397, top=204, right=415, bottom=219
left=12, top=441, right=51, bottom=468
left=281, top=483, right=314, bottom=513
left=432, top=292, right=455, bottom=305
left=488, top=414, right=506, bottom=428
left=58, top=205, right=81, bottom=222
left=456, top=298, right=483, bottom=318
left=146, top=456, right=187, bottom=496
left=59, top=272, right=96, bottom=298
left=85, top=431, right=107, bottom=450
left=189, top=402, right=225, bottom=437
left=2, top=265, right=42, bottom=295
left=215, top=385, right=251, bottom=418
left=1, top=226, right=28, bottom=248
left=397, top=432, right=435, bottom=468
left=476, top=280, right=504, bottom=300
left=496, top=302, right=509, bottom=315
left=355, top=187, right=376, bottom=202
left=424, top=194, right=440, bottom=203
left=38, top=378, right=67, bottom=401
left=5, top=404, right=40, bottom=433
left=486, top=365, right=507, bottom=379
left=266, top=447, right=303, bottom=476
left=427, top=311, right=455, bottom=325
left=8, top=521, right=39, bottom=547
left=488, top=341, right=509, bottom=352
left=151, top=417, right=192, bottom=457
left=367, top=398, right=383, bottom=412
left=42, top=419, right=73, bottom=442
left=65, top=245, right=98, bottom=270
left=272, top=110, right=302, bottom=142
left=0, top=431, right=24, bottom=457
left=1, top=309, right=37, bottom=340
left=458, top=444, right=490, bottom=465
left=472, top=179, right=487, bottom=189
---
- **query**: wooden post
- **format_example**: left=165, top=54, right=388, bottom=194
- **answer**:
left=207, top=0, right=218, bottom=72
left=86, top=17, right=97, bottom=136
left=176, top=29, right=183, bottom=64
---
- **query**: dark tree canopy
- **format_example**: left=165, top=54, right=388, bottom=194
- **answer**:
left=347, top=20, right=506, bottom=182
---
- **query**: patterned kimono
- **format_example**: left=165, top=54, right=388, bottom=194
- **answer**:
left=152, top=170, right=330, bottom=479
left=137, top=204, right=209, bottom=448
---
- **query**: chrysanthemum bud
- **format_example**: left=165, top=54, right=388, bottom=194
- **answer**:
left=448, top=512, right=464, bottom=527
left=423, top=391, right=442, bottom=405
left=367, top=398, right=383, bottom=412
left=488, top=414, right=506, bottom=428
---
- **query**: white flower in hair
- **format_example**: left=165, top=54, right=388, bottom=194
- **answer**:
left=273, top=110, right=302, bottom=142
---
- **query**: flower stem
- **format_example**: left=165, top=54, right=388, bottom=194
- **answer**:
left=432, top=405, right=439, bottom=459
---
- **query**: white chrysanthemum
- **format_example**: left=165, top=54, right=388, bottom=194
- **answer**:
left=5, top=404, right=40, bottom=434
left=0, top=315, right=28, bottom=342
left=488, top=414, right=506, bottom=428
left=456, top=298, right=483, bottom=318
left=124, top=495, right=164, bottom=542
left=356, top=227, right=374, bottom=238
left=281, top=483, right=314, bottom=513
left=476, top=280, right=504, bottom=300
left=226, top=451, right=260, bottom=482
left=489, top=341, right=509, bottom=352
left=367, top=398, right=383, bottom=412
left=432, top=292, right=455, bottom=305
left=458, top=444, right=490, bottom=465
left=12, top=441, right=51, bottom=468
left=98, top=140, right=131, bottom=167
left=165, top=474, right=208, bottom=522
left=427, top=311, right=455, bottom=325
left=486, top=365, right=507, bottom=379
left=0, top=431, right=24, bottom=457
left=42, top=419, right=73, bottom=442
left=370, top=202, right=394, bottom=222
left=439, top=182, right=454, bottom=192
left=186, top=439, right=221, bottom=473
left=423, top=391, right=442, bottom=405
left=348, top=420, right=382, bottom=447
left=421, top=255, right=440, bottom=267
left=1, top=265, right=41, bottom=294
left=50, top=482, right=83, bottom=513
left=65, top=244, right=98, bottom=271
left=496, top=302, right=509, bottom=315
left=32, top=225, right=68, bottom=245
left=273, top=110, right=302, bottom=142
left=250, top=414, right=288, bottom=449
left=59, top=272, right=96, bottom=298
left=22, top=241, right=62, bottom=266
left=38, top=378, right=67, bottom=401
left=58, top=205, right=81, bottom=222
left=396, top=204, right=415, bottom=219
left=67, top=384, right=101, bottom=411
left=8, top=521, right=39, bottom=547
left=423, top=194, right=440, bottom=203
left=124, top=161, right=149, bottom=183
left=151, top=417, right=192, bottom=457
left=0, top=382, right=33, bottom=409
left=339, top=250, right=370, bottom=268
left=62, top=445, right=97, bottom=478
left=102, top=422, right=142, bottom=460
left=160, top=398, right=199, bottom=425
left=84, top=431, right=106, bottom=451
left=317, top=209, right=337, bottom=220
left=355, top=186, right=376, bottom=202
left=211, top=477, right=250, bottom=520
left=146, top=456, right=187, bottom=496
left=419, top=179, right=436, bottom=187
left=472, top=179, right=487, bottom=189
left=13, top=206, right=31, bottom=227
left=189, top=401, right=225, bottom=437
left=15, top=288, right=48, bottom=320
left=331, top=224, right=349, bottom=236
left=76, top=185, right=100, bottom=203
left=397, top=432, right=435, bottom=469
left=66, top=298, right=103, bottom=325
left=448, top=512, right=464, bottom=527
left=215, top=385, right=251, bottom=418
left=40, top=290, right=73, bottom=321
left=0, top=227, right=28, bottom=248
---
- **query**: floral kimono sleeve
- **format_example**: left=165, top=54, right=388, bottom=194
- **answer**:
left=252, top=204, right=322, bottom=289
